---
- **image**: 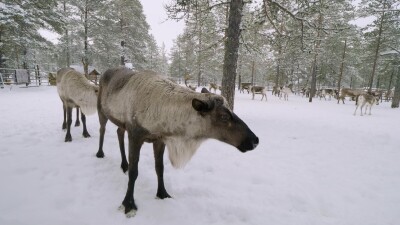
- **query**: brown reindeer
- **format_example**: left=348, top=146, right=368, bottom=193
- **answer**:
left=250, top=86, right=267, bottom=101
left=187, top=84, right=197, bottom=91
left=337, top=88, right=365, bottom=104
left=272, top=85, right=280, bottom=96
left=57, top=68, right=98, bottom=142
left=209, top=83, right=220, bottom=93
left=319, top=88, right=335, bottom=100
left=96, top=67, right=259, bottom=217
left=354, top=93, right=378, bottom=116
left=240, top=82, right=251, bottom=93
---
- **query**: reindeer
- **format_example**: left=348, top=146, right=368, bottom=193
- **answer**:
left=95, top=67, right=259, bottom=217
left=187, top=84, right=197, bottom=91
left=250, top=85, right=267, bottom=101
left=319, top=88, right=335, bottom=100
left=384, top=88, right=395, bottom=101
left=56, top=68, right=99, bottom=142
left=209, top=83, right=220, bottom=93
left=353, top=93, right=378, bottom=116
left=272, top=85, right=280, bottom=96
left=337, top=88, right=365, bottom=104
left=368, top=89, right=383, bottom=103
left=278, top=84, right=293, bottom=101
left=240, top=82, right=251, bottom=93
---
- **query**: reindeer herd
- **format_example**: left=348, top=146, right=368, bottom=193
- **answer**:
left=56, top=66, right=394, bottom=217
left=236, top=82, right=393, bottom=116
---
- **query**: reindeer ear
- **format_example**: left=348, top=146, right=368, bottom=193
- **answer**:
left=201, top=87, right=210, bottom=93
left=192, top=98, right=213, bottom=113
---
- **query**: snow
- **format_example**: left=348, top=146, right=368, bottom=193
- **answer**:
left=0, top=86, right=399, bottom=225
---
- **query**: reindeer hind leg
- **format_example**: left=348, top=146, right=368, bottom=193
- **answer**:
left=117, top=127, right=128, bottom=173
left=81, top=112, right=90, bottom=138
left=96, top=110, right=108, bottom=158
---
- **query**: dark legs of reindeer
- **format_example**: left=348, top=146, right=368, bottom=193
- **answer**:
left=96, top=110, right=108, bottom=158
left=65, top=107, right=73, bottom=142
left=75, top=107, right=80, bottom=127
left=121, top=130, right=143, bottom=217
left=62, top=103, right=67, bottom=130
left=153, top=140, right=171, bottom=199
left=117, top=127, right=128, bottom=173
left=81, top=112, right=91, bottom=138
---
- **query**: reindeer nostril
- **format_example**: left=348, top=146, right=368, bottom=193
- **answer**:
left=254, top=136, right=259, bottom=145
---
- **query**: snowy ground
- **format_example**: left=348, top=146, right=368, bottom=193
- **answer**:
left=0, top=85, right=399, bottom=225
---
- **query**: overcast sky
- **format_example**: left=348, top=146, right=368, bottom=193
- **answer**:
left=141, top=0, right=184, bottom=53
left=39, top=1, right=374, bottom=54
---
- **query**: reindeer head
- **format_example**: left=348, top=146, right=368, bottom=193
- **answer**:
left=192, top=89, right=259, bottom=152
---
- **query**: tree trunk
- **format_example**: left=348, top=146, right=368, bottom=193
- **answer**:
left=387, top=68, right=395, bottom=93
left=63, top=1, right=70, bottom=67
left=309, top=63, right=317, bottom=102
left=83, top=0, right=89, bottom=77
left=221, top=0, right=244, bottom=110
left=0, top=27, right=4, bottom=68
left=275, top=36, right=282, bottom=87
left=251, top=60, right=255, bottom=86
left=337, top=39, right=347, bottom=103
left=196, top=1, right=203, bottom=87
left=391, top=67, right=400, bottom=108
left=368, top=11, right=385, bottom=92
left=237, top=55, right=242, bottom=90
left=309, top=11, right=323, bottom=103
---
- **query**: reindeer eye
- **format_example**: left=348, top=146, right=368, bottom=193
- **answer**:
left=219, top=113, right=230, bottom=122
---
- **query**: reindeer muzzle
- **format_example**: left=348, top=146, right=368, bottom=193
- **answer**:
left=237, top=135, right=259, bottom=152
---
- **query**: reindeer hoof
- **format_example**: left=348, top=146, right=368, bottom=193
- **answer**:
left=118, top=205, right=136, bottom=217
left=156, top=191, right=172, bottom=199
left=83, top=132, right=91, bottom=138
left=96, top=151, right=104, bottom=158
left=120, top=200, right=137, bottom=217
left=121, top=162, right=129, bottom=173
left=75, top=121, right=80, bottom=127
left=65, top=136, right=72, bottom=142
left=62, top=123, right=66, bottom=130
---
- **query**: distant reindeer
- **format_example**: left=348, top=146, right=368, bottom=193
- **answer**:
left=240, top=82, right=251, bottom=93
left=250, top=86, right=267, bottom=101
left=368, top=89, right=383, bottom=103
left=319, top=88, right=335, bottom=100
left=353, top=94, right=378, bottom=116
left=57, top=68, right=99, bottom=142
left=338, top=88, right=365, bottom=104
left=384, top=88, right=395, bottom=101
left=96, top=67, right=259, bottom=217
left=279, top=84, right=293, bottom=101
left=187, top=84, right=197, bottom=91
left=209, top=83, right=219, bottom=93
left=272, top=85, right=280, bottom=96
left=300, top=87, right=310, bottom=98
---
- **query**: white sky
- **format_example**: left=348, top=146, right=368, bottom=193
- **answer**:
left=141, top=0, right=184, bottom=53
left=39, top=1, right=375, bottom=53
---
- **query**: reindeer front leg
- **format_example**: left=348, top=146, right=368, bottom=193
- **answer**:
left=65, top=106, right=73, bottom=142
left=153, top=140, right=171, bottom=199
left=353, top=104, right=359, bottom=116
left=75, top=107, right=80, bottom=127
left=121, top=129, right=143, bottom=217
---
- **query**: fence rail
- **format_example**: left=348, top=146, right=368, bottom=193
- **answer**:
left=0, top=67, right=56, bottom=88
